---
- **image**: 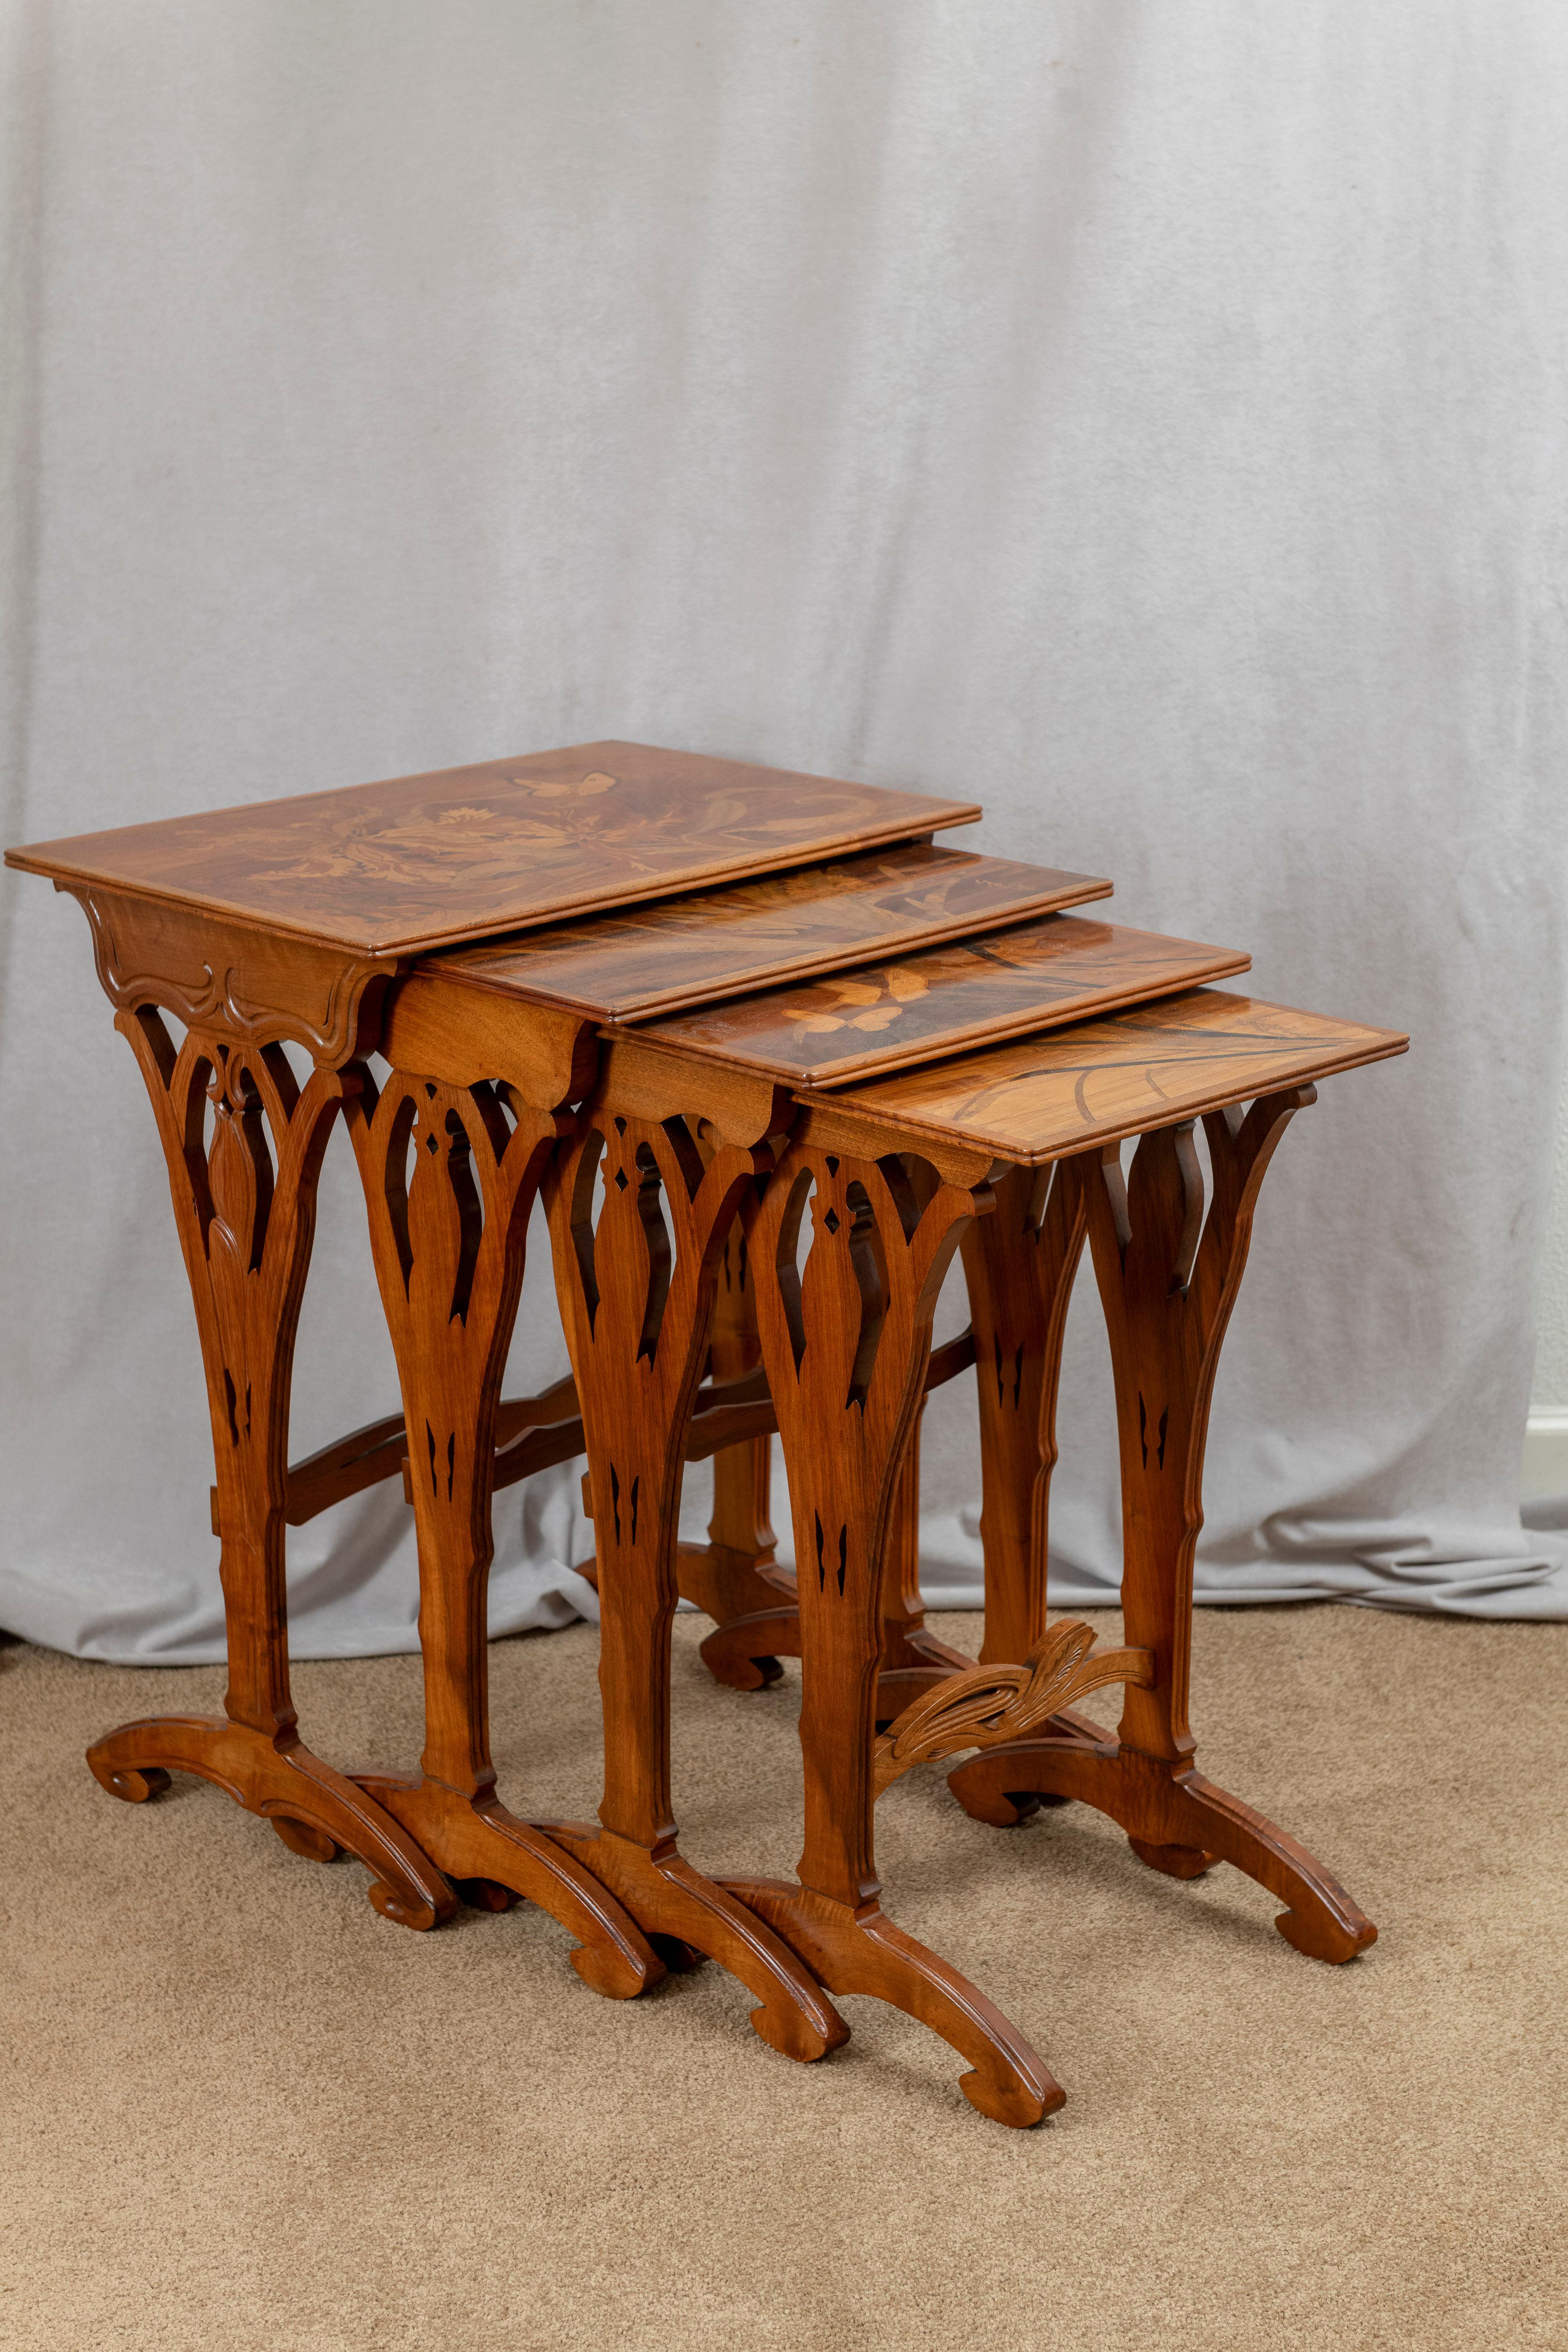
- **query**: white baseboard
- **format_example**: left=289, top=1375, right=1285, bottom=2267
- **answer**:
left=1523, top=1410, right=1568, bottom=1503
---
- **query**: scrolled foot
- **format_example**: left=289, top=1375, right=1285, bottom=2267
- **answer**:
left=1168, top=1768, right=1377, bottom=1965
left=722, top=1876, right=1062, bottom=2128
left=88, top=1755, right=172, bottom=1804
left=946, top=1739, right=1376, bottom=1967
left=351, top=1774, right=664, bottom=2000
left=86, top=1714, right=456, bottom=1931
left=1274, top=1902, right=1377, bottom=1963
left=542, top=1825, right=848, bottom=2061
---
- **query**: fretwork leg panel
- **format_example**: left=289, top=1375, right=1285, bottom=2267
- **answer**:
left=87, top=1011, right=455, bottom=1931
left=342, top=1067, right=663, bottom=1996
left=720, top=1138, right=1064, bottom=2126
left=539, top=1108, right=848, bottom=2061
left=949, top=1100, right=1377, bottom=1965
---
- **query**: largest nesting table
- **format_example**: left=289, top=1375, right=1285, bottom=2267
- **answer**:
left=7, top=739, right=1406, bottom=2126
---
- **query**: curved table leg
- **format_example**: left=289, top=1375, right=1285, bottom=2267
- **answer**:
left=951, top=1100, right=1376, bottom=1965
left=693, top=1403, right=973, bottom=1720
left=960, top=1160, right=1085, bottom=1665
left=542, top=1107, right=848, bottom=2061
left=343, top=1067, right=664, bottom=1998
left=721, top=1878, right=1061, bottom=2125
left=677, top=1209, right=790, bottom=1671
left=88, top=1713, right=451, bottom=1928
left=948, top=1738, right=1375, bottom=1962
left=736, top=1136, right=1063, bottom=2125
left=90, top=1010, right=454, bottom=1930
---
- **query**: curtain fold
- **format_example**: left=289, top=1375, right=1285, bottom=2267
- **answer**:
left=3, top=0, right=1565, bottom=1660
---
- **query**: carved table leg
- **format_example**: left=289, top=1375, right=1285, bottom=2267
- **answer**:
left=961, top=1160, right=1087, bottom=1667
left=540, top=1111, right=848, bottom=2060
left=865, top=1401, right=977, bottom=1727
left=681, top=1214, right=797, bottom=1688
left=721, top=1141, right=1064, bottom=2125
left=86, top=1011, right=455, bottom=1929
left=342, top=1070, right=663, bottom=1998
left=949, top=1095, right=1377, bottom=1964
left=691, top=1186, right=972, bottom=1713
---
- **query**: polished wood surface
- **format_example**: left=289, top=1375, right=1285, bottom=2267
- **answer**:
left=632, top=917, right=1251, bottom=1087
left=690, top=1327, right=979, bottom=1706
left=540, top=1097, right=847, bottom=2059
left=49, top=884, right=398, bottom=1066
left=85, top=1010, right=456, bottom=1930
left=723, top=1128, right=1061, bottom=2124
left=430, top=844, right=1111, bottom=1020
left=872, top=1621, right=1153, bottom=1796
left=11, top=743, right=1405, bottom=2130
left=343, top=1066, right=663, bottom=1996
left=960, top=1161, right=1086, bottom=1667
left=812, top=988, right=1409, bottom=1160
left=6, top=741, right=979, bottom=955
left=948, top=1101, right=1378, bottom=1963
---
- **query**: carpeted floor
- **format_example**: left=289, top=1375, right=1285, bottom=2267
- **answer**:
left=2, top=1604, right=1565, bottom=2352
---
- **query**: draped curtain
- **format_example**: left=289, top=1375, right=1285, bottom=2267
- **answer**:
left=3, top=0, right=1566, bottom=1661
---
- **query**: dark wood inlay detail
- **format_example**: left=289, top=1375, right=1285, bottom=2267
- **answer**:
left=6, top=741, right=979, bottom=956
left=631, top=917, right=1250, bottom=1087
left=813, top=989, right=1409, bottom=1163
left=430, top=845, right=1110, bottom=1021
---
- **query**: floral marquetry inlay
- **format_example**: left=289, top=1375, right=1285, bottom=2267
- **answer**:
left=636, top=920, right=1250, bottom=1089
left=6, top=741, right=980, bottom=956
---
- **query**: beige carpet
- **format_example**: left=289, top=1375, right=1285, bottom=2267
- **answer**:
left=2, top=1604, right=1565, bottom=2352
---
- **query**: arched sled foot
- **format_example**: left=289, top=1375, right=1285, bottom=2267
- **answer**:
left=948, top=1738, right=1375, bottom=1964
left=721, top=1877, right=1062, bottom=2128
left=87, top=1714, right=456, bottom=1930
left=540, top=1824, right=849, bottom=2062
left=351, top=1772, right=663, bottom=2000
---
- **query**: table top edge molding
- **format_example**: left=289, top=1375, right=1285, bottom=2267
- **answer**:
left=5, top=740, right=983, bottom=957
left=418, top=853, right=1116, bottom=1022
left=802, top=990, right=1410, bottom=1165
left=615, top=923, right=1256, bottom=1089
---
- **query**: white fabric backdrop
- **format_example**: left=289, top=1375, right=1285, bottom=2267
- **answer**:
left=4, top=0, right=1566, bottom=1661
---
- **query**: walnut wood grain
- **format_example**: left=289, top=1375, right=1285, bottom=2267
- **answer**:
left=85, top=1010, right=455, bottom=1931
left=630, top=918, right=1251, bottom=1087
left=960, top=1161, right=1087, bottom=1666
left=808, top=988, right=1409, bottom=1162
left=728, top=1127, right=1063, bottom=2124
left=342, top=1065, right=663, bottom=1996
left=872, top=1621, right=1152, bottom=1795
left=677, top=1214, right=791, bottom=1677
left=948, top=1097, right=1379, bottom=1964
left=5, top=741, right=978, bottom=955
left=429, top=844, right=1111, bottom=1019
left=58, top=884, right=397, bottom=1065
left=692, top=1328, right=979, bottom=1704
left=541, top=1101, right=848, bottom=2060
left=379, top=971, right=597, bottom=1106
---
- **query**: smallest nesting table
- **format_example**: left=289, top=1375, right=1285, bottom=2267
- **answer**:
left=7, top=739, right=1405, bottom=2125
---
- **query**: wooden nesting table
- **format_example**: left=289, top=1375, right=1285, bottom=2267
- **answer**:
left=7, top=739, right=1406, bottom=2126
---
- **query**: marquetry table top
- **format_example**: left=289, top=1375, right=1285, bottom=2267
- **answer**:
left=813, top=989, right=1408, bottom=1162
left=629, top=916, right=1250, bottom=1087
left=429, top=843, right=1112, bottom=1021
left=5, top=741, right=980, bottom=957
